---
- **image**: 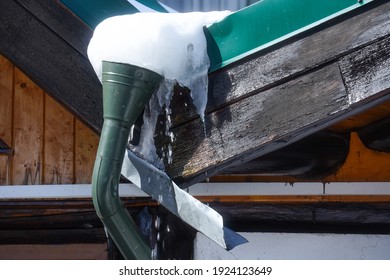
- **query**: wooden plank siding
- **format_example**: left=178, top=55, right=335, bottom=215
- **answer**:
left=0, top=55, right=13, bottom=185
left=75, top=120, right=99, bottom=184
left=0, top=55, right=99, bottom=185
left=44, top=95, right=74, bottom=184
left=13, top=67, right=44, bottom=185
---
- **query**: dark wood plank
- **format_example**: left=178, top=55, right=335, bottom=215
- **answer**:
left=0, top=198, right=152, bottom=218
left=154, top=33, right=390, bottom=186
left=339, top=35, right=390, bottom=104
left=161, top=64, right=348, bottom=185
left=15, top=0, right=93, bottom=58
left=2, top=201, right=390, bottom=245
left=0, top=0, right=102, bottom=133
left=0, top=212, right=102, bottom=230
left=0, top=228, right=106, bottom=244
left=170, top=1, right=390, bottom=127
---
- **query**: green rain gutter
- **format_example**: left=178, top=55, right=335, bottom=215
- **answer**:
left=205, top=0, right=374, bottom=72
left=92, top=61, right=163, bottom=259
left=61, top=0, right=374, bottom=71
left=59, top=0, right=169, bottom=28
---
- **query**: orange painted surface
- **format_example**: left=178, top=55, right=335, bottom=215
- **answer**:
left=324, top=132, right=390, bottom=182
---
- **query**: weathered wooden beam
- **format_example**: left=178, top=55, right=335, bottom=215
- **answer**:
left=15, top=0, right=92, bottom=58
left=168, top=1, right=390, bottom=127
left=0, top=198, right=150, bottom=218
left=150, top=4, right=390, bottom=186
left=163, top=56, right=389, bottom=186
left=1, top=200, right=390, bottom=245
left=0, top=211, right=102, bottom=230
left=0, top=228, right=106, bottom=244
left=0, top=0, right=102, bottom=133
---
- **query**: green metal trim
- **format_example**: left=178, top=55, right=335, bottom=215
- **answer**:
left=92, top=61, right=163, bottom=259
left=205, top=0, right=373, bottom=72
left=59, top=0, right=169, bottom=28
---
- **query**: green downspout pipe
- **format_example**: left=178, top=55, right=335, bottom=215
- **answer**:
left=92, top=61, right=163, bottom=260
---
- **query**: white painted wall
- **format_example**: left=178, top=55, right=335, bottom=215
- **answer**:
left=194, top=232, right=390, bottom=260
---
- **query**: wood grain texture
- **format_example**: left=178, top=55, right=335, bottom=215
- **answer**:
left=0, top=56, right=100, bottom=186
left=1, top=199, right=390, bottom=239
left=15, top=0, right=93, bottom=58
left=163, top=64, right=349, bottom=186
left=12, top=68, right=44, bottom=185
left=44, top=95, right=74, bottom=184
left=0, top=55, right=13, bottom=185
left=75, top=120, right=99, bottom=184
left=0, top=55, right=13, bottom=144
left=339, top=36, right=390, bottom=104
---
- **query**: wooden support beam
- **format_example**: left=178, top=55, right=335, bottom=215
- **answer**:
left=0, top=228, right=106, bottom=244
left=15, top=0, right=92, bottom=58
left=1, top=200, right=390, bottom=245
left=148, top=3, right=390, bottom=186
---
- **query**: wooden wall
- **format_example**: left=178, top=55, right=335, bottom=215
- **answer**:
left=0, top=54, right=99, bottom=185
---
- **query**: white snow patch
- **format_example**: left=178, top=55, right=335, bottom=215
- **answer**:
left=88, top=11, right=229, bottom=166
left=88, top=11, right=229, bottom=120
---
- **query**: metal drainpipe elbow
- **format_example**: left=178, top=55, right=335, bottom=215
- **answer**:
left=92, top=61, right=163, bottom=260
